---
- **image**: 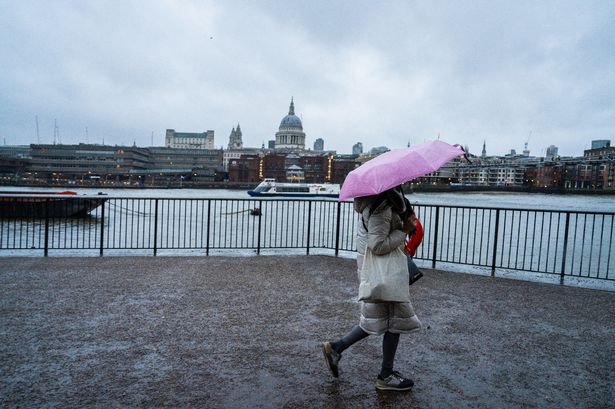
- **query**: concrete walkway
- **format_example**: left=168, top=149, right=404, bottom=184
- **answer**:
left=1, top=256, right=614, bottom=408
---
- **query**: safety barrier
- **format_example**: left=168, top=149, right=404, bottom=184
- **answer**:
left=1, top=196, right=613, bottom=283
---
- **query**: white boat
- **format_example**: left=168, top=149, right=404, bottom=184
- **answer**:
left=247, top=179, right=340, bottom=198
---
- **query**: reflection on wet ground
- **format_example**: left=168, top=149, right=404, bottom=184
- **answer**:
left=1, top=255, right=614, bottom=408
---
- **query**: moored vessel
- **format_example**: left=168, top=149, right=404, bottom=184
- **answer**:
left=0, top=191, right=107, bottom=218
left=247, top=179, right=340, bottom=198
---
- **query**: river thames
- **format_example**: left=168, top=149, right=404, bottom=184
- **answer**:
left=5, top=186, right=615, bottom=211
left=2, top=187, right=614, bottom=292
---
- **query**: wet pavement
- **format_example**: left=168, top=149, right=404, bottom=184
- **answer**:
left=1, top=255, right=614, bottom=408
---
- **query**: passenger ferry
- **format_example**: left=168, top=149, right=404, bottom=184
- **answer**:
left=247, top=179, right=340, bottom=198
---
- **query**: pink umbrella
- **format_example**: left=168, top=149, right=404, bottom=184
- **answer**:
left=339, top=140, right=466, bottom=201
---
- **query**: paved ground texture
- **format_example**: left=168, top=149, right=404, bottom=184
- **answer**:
left=1, top=256, right=614, bottom=408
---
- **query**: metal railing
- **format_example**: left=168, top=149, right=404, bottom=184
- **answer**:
left=1, top=196, right=613, bottom=284
left=411, top=205, right=614, bottom=283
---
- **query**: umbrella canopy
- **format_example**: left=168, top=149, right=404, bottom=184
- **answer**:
left=339, top=140, right=465, bottom=201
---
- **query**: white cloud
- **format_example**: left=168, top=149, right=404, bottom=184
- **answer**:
left=0, top=0, right=613, bottom=155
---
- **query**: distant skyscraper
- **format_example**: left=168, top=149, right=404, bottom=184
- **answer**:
left=352, top=142, right=363, bottom=155
left=227, top=123, right=243, bottom=150
left=481, top=141, right=486, bottom=158
left=313, top=138, right=324, bottom=151
left=268, top=140, right=276, bottom=149
left=546, top=145, right=558, bottom=158
left=591, top=139, right=611, bottom=149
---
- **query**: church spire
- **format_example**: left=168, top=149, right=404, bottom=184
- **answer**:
left=289, top=97, right=295, bottom=115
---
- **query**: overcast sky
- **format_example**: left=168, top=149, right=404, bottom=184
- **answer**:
left=1, top=0, right=613, bottom=156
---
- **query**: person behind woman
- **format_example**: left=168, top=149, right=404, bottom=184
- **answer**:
left=322, top=186, right=421, bottom=391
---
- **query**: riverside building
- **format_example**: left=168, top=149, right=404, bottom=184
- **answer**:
left=20, top=144, right=222, bottom=186
left=165, top=129, right=215, bottom=149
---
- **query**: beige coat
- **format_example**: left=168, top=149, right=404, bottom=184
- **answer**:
left=354, top=195, right=422, bottom=335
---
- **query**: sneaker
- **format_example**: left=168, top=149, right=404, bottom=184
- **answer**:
left=321, top=341, right=341, bottom=378
left=375, top=371, right=414, bottom=391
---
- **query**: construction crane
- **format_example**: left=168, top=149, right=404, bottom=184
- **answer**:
left=523, top=130, right=532, bottom=156
left=35, top=115, right=40, bottom=144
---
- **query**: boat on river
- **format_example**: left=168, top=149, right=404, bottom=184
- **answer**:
left=0, top=191, right=107, bottom=218
left=247, top=179, right=340, bottom=198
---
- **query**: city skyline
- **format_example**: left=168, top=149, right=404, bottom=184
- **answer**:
left=1, top=1, right=613, bottom=157
left=0, top=114, right=608, bottom=158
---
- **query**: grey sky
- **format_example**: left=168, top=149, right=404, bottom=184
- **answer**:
left=1, top=0, right=613, bottom=156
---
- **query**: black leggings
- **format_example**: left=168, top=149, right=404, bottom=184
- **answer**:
left=331, top=325, right=400, bottom=378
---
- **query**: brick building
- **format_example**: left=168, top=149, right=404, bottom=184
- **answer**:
left=330, top=155, right=360, bottom=184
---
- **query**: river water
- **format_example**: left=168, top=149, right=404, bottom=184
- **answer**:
left=6, top=186, right=615, bottom=212
left=2, top=186, right=614, bottom=291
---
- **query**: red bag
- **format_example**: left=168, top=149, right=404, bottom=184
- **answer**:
left=404, top=218, right=423, bottom=257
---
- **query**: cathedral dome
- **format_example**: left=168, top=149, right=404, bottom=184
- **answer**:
left=279, top=98, right=303, bottom=130
left=280, top=114, right=302, bottom=129
left=275, top=98, right=306, bottom=150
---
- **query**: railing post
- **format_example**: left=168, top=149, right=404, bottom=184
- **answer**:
left=153, top=199, right=159, bottom=256
left=256, top=200, right=262, bottom=255
left=432, top=206, right=440, bottom=269
left=306, top=201, right=312, bottom=255
left=335, top=201, right=342, bottom=256
left=560, top=212, right=571, bottom=285
left=99, top=200, right=105, bottom=256
left=206, top=199, right=211, bottom=256
left=491, top=209, right=500, bottom=277
left=44, top=198, right=50, bottom=257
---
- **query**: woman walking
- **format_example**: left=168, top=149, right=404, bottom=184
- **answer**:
left=322, top=186, right=421, bottom=391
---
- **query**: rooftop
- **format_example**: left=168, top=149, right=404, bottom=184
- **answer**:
left=1, top=256, right=613, bottom=408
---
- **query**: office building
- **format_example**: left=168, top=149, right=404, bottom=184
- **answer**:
left=166, top=129, right=214, bottom=149
left=591, top=140, right=610, bottom=149
left=546, top=145, right=558, bottom=158
left=352, top=142, right=363, bottom=155
left=370, top=146, right=389, bottom=155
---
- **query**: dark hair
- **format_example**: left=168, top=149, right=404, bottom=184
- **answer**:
left=369, top=186, right=405, bottom=217
left=400, top=197, right=414, bottom=220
